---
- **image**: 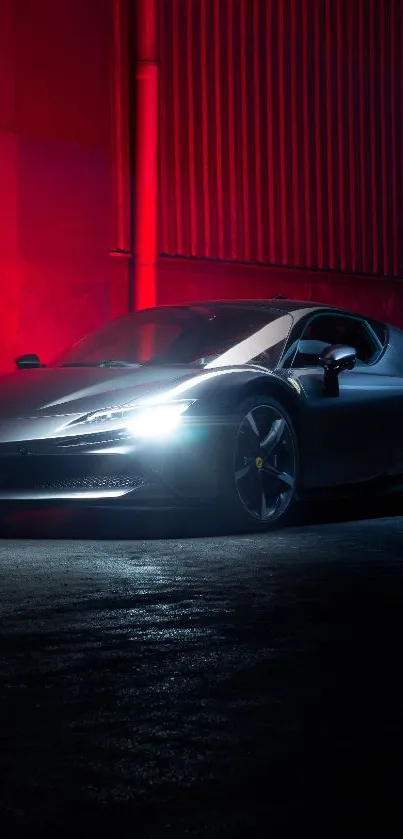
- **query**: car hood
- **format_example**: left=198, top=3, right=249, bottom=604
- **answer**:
left=0, top=365, right=197, bottom=419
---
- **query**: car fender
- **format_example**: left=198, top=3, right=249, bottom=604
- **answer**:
left=169, top=365, right=308, bottom=427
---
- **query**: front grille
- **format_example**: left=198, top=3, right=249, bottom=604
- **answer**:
left=0, top=446, right=151, bottom=495
left=34, top=474, right=147, bottom=492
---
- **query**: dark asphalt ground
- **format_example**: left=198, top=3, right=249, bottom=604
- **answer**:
left=1, top=498, right=403, bottom=836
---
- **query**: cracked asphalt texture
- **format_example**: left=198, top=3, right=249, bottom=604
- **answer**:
left=1, top=499, right=403, bottom=836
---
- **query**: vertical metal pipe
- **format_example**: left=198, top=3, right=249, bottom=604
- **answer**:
left=109, top=0, right=132, bottom=319
left=133, top=0, right=158, bottom=310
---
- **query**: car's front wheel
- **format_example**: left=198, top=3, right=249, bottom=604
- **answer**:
left=218, top=395, right=299, bottom=531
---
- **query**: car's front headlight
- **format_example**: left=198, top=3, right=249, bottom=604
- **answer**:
left=70, top=399, right=195, bottom=438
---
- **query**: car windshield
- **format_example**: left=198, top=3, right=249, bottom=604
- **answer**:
left=51, top=305, right=290, bottom=368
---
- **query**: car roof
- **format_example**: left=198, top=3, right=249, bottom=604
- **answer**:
left=167, top=299, right=391, bottom=331
left=172, top=298, right=330, bottom=314
left=138, top=299, right=388, bottom=329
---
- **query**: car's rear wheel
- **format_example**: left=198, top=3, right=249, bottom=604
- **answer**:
left=218, top=395, right=298, bottom=531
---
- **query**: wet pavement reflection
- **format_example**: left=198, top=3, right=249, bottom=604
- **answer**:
left=1, top=500, right=403, bottom=835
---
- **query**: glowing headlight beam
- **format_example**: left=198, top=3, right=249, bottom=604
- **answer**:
left=126, top=402, right=191, bottom=437
left=73, top=399, right=195, bottom=437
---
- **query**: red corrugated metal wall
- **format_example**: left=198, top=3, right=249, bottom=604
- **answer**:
left=158, top=0, right=403, bottom=279
left=0, top=0, right=113, bottom=371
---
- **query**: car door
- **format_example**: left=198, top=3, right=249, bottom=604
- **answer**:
left=284, top=312, right=403, bottom=487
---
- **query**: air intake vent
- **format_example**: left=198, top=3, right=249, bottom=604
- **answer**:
left=34, top=474, right=146, bottom=491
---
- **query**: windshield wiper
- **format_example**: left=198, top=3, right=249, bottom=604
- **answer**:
left=60, top=360, right=142, bottom=368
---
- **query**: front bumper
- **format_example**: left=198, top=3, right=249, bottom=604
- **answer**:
left=0, top=425, right=219, bottom=506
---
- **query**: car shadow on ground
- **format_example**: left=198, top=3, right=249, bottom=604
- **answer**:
left=0, top=490, right=402, bottom=539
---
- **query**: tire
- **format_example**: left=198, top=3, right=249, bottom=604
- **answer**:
left=217, top=394, right=299, bottom=532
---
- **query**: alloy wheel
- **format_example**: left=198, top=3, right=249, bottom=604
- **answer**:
left=233, top=404, right=296, bottom=522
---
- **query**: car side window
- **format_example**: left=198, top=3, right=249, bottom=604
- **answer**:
left=288, top=314, right=380, bottom=369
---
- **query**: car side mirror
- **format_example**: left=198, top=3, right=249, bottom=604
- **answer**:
left=15, top=353, right=42, bottom=370
left=319, top=344, right=356, bottom=397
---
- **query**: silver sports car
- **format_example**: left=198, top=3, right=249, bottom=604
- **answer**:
left=0, top=298, right=402, bottom=530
